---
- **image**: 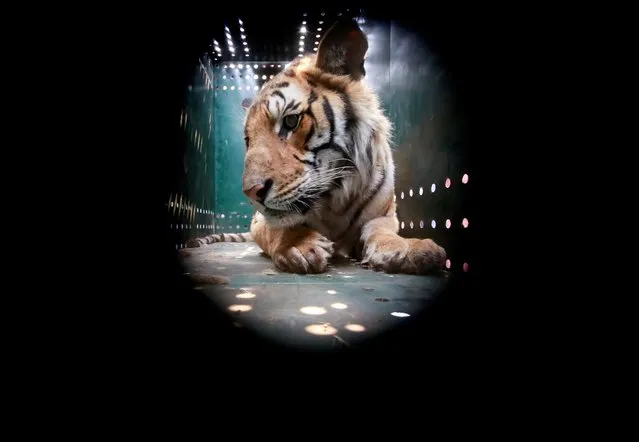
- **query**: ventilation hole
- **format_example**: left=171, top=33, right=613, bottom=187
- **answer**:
left=431, top=183, right=436, bottom=193
left=445, top=219, right=451, bottom=229
left=445, top=259, right=451, bottom=269
left=254, top=64, right=258, bottom=69
left=221, top=214, right=225, bottom=218
left=230, top=86, right=235, bottom=90
left=462, top=173, right=469, bottom=184
left=410, top=221, right=414, bottom=229
left=374, top=297, right=389, bottom=302
left=269, top=75, right=273, bottom=79
left=431, top=220, right=436, bottom=228
left=401, top=221, right=405, bottom=229
left=222, top=86, right=227, bottom=90
left=463, top=262, right=469, bottom=272
left=445, top=177, right=451, bottom=188
left=419, top=220, right=424, bottom=228
left=409, top=188, right=413, bottom=197
left=222, top=75, right=226, bottom=79
left=462, top=218, right=469, bottom=228
left=400, top=192, right=404, bottom=199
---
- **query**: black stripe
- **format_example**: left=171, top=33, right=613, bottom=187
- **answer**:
left=323, top=96, right=335, bottom=143
left=308, top=89, right=318, bottom=105
left=284, top=100, right=300, bottom=113
left=284, top=70, right=295, bottom=77
left=310, top=141, right=343, bottom=155
left=273, top=82, right=290, bottom=89
left=272, top=90, right=285, bottom=100
left=335, top=169, right=387, bottom=242
left=340, top=92, right=356, bottom=134
left=304, top=123, right=315, bottom=145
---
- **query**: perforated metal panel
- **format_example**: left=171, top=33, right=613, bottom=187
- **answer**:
left=212, top=62, right=288, bottom=233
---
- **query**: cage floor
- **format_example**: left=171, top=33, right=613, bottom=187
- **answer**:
left=180, top=242, right=448, bottom=351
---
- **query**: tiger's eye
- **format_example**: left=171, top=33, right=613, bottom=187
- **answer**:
left=284, top=114, right=299, bottom=129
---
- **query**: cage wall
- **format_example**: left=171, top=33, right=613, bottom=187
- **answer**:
left=167, top=17, right=472, bottom=276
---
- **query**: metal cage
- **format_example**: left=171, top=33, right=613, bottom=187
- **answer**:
left=165, top=7, right=473, bottom=351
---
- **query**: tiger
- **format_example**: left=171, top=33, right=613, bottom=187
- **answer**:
left=186, top=18, right=446, bottom=275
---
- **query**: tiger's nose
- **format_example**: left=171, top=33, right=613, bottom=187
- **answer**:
left=244, top=179, right=273, bottom=204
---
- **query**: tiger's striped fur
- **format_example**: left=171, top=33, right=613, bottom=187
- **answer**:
left=188, top=18, right=446, bottom=275
left=186, top=232, right=252, bottom=248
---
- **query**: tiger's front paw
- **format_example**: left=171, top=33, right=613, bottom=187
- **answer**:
left=272, top=232, right=334, bottom=274
left=361, top=234, right=446, bottom=275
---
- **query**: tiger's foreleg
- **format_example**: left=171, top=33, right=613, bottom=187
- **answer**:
left=250, top=212, right=334, bottom=274
left=359, top=215, right=446, bottom=274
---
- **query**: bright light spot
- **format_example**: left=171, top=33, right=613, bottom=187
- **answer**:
left=315, top=41, right=319, bottom=45
left=463, top=262, right=469, bottom=272
left=462, top=218, right=469, bottom=228
left=302, top=21, right=307, bottom=24
left=401, top=221, right=405, bottom=229
left=254, top=74, right=258, bottom=79
left=300, top=306, right=326, bottom=315
left=300, top=35, right=305, bottom=39
left=343, top=275, right=353, bottom=278
left=222, top=86, right=227, bottom=90
left=262, top=75, right=266, bottom=79
left=391, top=312, right=410, bottom=318
left=241, top=35, right=246, bottom=39
left=400, top=191, right=404, bottom=199
left=445, top=259, right=451, bottom=269
left=331, top=303, right=347, bottom=309
left=419, top=220, right=424, bottom=228
left=228, top=304, right=252, bottom=312
left=462, top=173, right=469, bottom=184
left=230, top=86, right=235, bottom=90
left=222, top=75, right=226, bottom=79
left=300, top=26, right=307, bottom=33
left=409, top=188, right=413, bottom=197
left=316, top=34, right=320, bottom=38
left=240, top=27, right=244, bottom=32
left=410, top=221, right=414, bottom=229
left=313, top=48, right=317, bottom=51
left=445, top=219, right=451, bottom=229
left=345, top=324, right=365, bottom=332
left=327, top=290, right=337, bottom=294
left=254, top=86, right=259, bottom=90
left=419, top=186, right=423, bottom=195
left=229, top=63, right=235, bottom=68
left=445, top=177, right=451, bottom=188
left=244, top=48, right=249, bottom=52
left=253, top=64, right=258, bottom=68
left=319, top=21, right=323, bottom=24
left=236, top=292, right=256, bottom=299
left=238, top=63, right=243, bottom=68
left=431, top=219, right=436, bottom=228
left=305, top=324, right=337, bottom=335
left=431, top=183, right=436, bottom=192
left=317, top=27, right=322, bottom=31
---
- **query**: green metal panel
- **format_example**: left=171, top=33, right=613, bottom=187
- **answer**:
left=211, top=61, right=290, bottom=233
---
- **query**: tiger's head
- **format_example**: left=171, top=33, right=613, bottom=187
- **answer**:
left=242, top=18, right=376, bottom=228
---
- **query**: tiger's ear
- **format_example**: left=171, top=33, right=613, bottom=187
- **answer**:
left=315, top=18, right=368, bottom=80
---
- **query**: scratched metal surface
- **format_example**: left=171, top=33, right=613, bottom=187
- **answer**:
left=181, top=242, right=447, bottom=350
